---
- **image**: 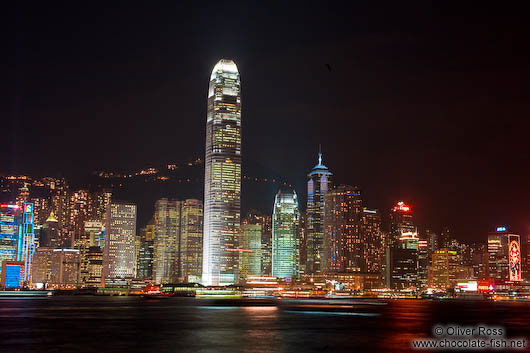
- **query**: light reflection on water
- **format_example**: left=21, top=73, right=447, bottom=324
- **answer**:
left=1, top=297, right=529, bottom=353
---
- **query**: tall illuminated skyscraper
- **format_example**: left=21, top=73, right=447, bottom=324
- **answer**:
left=103, top=202, right=137, bottom=282
left=153, top=199, right=181, bottom=284
left=202, top=59, right=242, bottom=286
left=180, top=199, right=203, bottom=283
left=306, top=151, right=332, bottom=274
left=272, top=189, right=300, bottom=280
left=322, top=185, right=362, bottom=273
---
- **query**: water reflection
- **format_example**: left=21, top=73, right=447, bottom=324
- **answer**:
left=1, top=297, right=529, bottom=353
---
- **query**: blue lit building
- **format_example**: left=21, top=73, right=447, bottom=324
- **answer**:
left=0, top=202, right=34, bottom=285
left=0, top=204, right=21, bottom=272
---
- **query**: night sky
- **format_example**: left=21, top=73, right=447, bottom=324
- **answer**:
left=8, top=2, right=530, bottom=242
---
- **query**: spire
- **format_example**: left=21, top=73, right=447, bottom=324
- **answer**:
left=318, top=144, right=322, bottom=166
left=46, top=211, right=58, bottom=223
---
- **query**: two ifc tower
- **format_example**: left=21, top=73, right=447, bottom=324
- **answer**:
left=202, top=59, right=328, bottom=286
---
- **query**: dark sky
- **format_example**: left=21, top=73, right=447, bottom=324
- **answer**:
left=8, top=1, right=530, bottom=242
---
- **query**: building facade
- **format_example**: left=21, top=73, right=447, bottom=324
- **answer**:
left=103, top=202, right=137, bottom=282
left=153, top=199, right=181, bottom=284
left=306, top=152, right=332, bottom=274
left=488, top=227, right=521, bottom=281
left=240, top=223, right=262, bottom=281
left=272, top=190, right=300, bottom=280
left=322, top=185, right=362, bottom=273
left=203, top=59, right=242, bottom=286
left=180, top=199, right=203, bottom=282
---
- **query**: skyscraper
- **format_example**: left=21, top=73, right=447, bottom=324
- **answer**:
left=202, top=59, right=242, bottom=286
left=103, top=202, right=137, bottom=282
left=240, top=223, right=262, bottom=281
left=137, top=221, right=155, bottom=280
left=322, top=185, right=363, bottom=273
left=180, top=199, right=203, bottom=283
left=488, top=227, right=521, bottom=281
left=153, top=199, right=181, bottom=284
left=272, top=189, right=300, bottom=280
left=388, top=201, right=418, bottom=289
left=306, top=152, right=332, bottom=274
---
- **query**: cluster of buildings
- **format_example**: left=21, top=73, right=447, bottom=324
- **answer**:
left=1, top=59, right=529, bottom=298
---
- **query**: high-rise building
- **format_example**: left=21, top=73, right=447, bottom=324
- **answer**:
left=361, top=208, right=384, bottom=275
left=180, top=199, right=203, bottom=283
left=431, top=249, right=459, bottom=289
left=488, top=227, right=521, bottom=282
left=84, top=246, right=103, bottom=287
left=32, top=248, right=81, bottom=289
left=322, top=185, right=362, bottom=273
left=272, top=189, right=300, bottom=280
left=388, top=201, right=418, bottom=289
left=137, top=221, right=155, bottom=280
left=417, top=238, right=429, bottom=288
left=103, top=202, right=137, bottom=282
left=153, top=199, right=181, bottom=284
left=203, top=59, right=242, bottom=286
left=243, top=210, right=271, bottom=276
left=240, top=223, right=262, bottom=281
left=0, top=204, right=22, bottom=276
left=306, top=152, right=332, bottom=274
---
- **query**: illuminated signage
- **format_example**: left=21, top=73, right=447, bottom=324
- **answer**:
left=24, top=203, right=33, bottom=214
left=496, top=226, right=506, bottom=232
left=477, top=281, right=493, bottom=292
left=508, top=236, right=521, bottom=281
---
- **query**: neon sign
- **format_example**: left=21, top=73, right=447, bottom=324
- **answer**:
left=496, top=226, right=506, bottom=232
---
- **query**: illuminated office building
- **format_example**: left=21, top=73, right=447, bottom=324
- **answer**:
left=103, top=202, right=137, bottom=282
left=417, top=238, right=429, bottom=288
left=203, top=59, right=242, bottom=286
left=388, top=201, right=418, bottom=289
left=390, top=234, right=419, bottom=289
left=272, top=189, right=300, bottom=280
left=32, top=248, right=81, bottom=289
left=488, top=227, right=521, bottom=281
left=179, top=199, right=203, bottom=283
left=137, top=221, right=155, bottom=280
left=322, top=185, right=362, bottom=273
left=431, top=248, right=459, bottom=289
left=306, top=152, right=332, bottom=274
left=0, top=204, right=22, bottom=275
left=361, top=207, right=384, bottom=275
left=153, top=199, right=181, bottom=284
left=84, top=246, right=103, bottom=287
left=240, top=222, right=262, bottom=281
left=242, top=210, right=271, bottom=276
left=19, top=202, right=35, bottom=282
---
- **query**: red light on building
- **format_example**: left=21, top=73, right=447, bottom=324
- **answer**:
left=392, top=201, right=411, bottom=213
